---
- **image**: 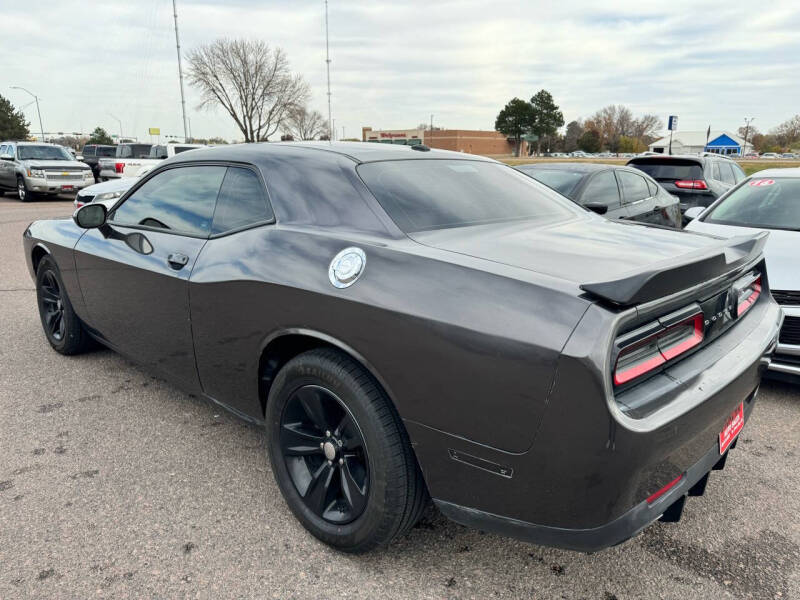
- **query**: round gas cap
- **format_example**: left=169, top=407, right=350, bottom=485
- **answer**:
left=328, top=247, right=366, bottom=288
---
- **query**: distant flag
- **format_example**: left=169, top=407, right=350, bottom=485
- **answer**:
left=706, top=125, right=711, bottom=147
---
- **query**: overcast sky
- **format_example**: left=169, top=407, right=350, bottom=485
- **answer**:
left=3, top=0, right=799, bottom=143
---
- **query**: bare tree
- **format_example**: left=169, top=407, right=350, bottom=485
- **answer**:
left=631, top=114, right=661, bottom=143
left=283, top=106, right=328, bottom=140
left=186, top=39, right=310, bottom=142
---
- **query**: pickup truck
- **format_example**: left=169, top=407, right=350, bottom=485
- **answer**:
left=98, top=142, right=204, bottom=180
left=81, top=144, right=117, bottom=181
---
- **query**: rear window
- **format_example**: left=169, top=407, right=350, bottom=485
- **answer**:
left=628, top=159, right=703, bottom=181
left=117, top=144, right=152, bottom=159
left=97, top=146, right=116, bottom=157
left=516, top=167, right=584, bottom=197
left=704, top=178, right=800, bottom=230
left=358, top=160, right=575, bottom=232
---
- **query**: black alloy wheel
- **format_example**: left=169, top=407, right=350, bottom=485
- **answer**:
left=39, top=270, right=66, bottom=342
left=280, top=384, right=369, bottom=524
left=35, top=256, right=92, bottom=355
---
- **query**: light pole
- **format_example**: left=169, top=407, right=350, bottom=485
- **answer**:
left=10, top=86, right=44, bottom=141
left=742, top=117, right=754, bottom=157
left=108, top=113, right=123, bottom=141
left=429, top=114, right=433, bottom=146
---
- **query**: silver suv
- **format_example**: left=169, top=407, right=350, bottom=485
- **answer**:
left=0, top=141, right=93, bottom=201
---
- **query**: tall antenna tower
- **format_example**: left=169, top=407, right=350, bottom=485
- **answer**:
left=325, top=0, right=332, bottom=143
left=173, top=0, right=189, bottom=142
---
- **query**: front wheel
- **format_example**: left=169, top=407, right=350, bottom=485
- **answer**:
left=266, top=348, right=428, bottom=553
left=17, top=176, right=33, bottom=202
left=36, top=256, right=93, bottom=354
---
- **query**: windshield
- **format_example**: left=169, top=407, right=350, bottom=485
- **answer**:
left=704, top=178, right=800, bottom=230
left=628, top=159, right=703, bottom=181
left=357, top=159, right=575, bottom=232
left=517, top=167, right=584, bottom=197
left=17, top=145, right=72, bottom=161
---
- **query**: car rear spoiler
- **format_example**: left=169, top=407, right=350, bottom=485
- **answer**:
left=580, top=232, right=768, bottom=306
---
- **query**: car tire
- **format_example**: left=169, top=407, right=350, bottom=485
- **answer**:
left=266, top=348, right=428, bottom=553
left=35, top=255, right=93, bottom=355
left=17, top=176, right=33, bottom=202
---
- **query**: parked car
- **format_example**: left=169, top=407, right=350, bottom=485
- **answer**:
left=515, top=163, right=681, bottom=228
left=74, top=165, right=155, bottom=208
left=24, top=142, right=780, bottom=553
left=761, top=153, right=780, bottom=159
left=781, top=153, right=796, bottom=159
left=0, top=141, right=93, bottom=201
left=626, top=154, right=746, bottom=214
left=81, top=144, right=117, bottom=181
left=744, top=152, right=759, bottom=159
left=684, top=168, right=800, bottom=380
left=98, top=143, right=204, bottom=180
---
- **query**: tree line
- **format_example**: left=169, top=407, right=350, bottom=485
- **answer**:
left=495, top=93, right=662, bottom=155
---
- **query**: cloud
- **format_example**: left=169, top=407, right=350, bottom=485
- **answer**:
left=2, top=0, right=798, bottom=142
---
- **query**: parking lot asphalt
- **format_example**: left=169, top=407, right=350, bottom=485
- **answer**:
left=1, top=195, right=798, bottom=600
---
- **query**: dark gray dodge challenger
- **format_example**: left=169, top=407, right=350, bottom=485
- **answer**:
left=23, top=142, right=782, bottom=553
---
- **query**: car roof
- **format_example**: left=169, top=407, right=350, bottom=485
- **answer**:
left=750, top=168, right=800, bottom=178
left=2, top=140, right=61, bottom=146
left=628, top=154, right=718, bottom=165
left=165, top=141, right=492, bottom=165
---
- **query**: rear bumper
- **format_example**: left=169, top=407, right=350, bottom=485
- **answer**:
left=407, top=296, right=781, bottom=552
left=436, top=394, right=755, bottom=552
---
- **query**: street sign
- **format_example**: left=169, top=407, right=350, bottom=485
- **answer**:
left=667, top=116, right=678, bottom=131
left=148, top=127, right=161, bottom=135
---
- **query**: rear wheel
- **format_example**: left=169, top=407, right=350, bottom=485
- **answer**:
left=36, top=256, right=92, bottom=354
left=17, top=176, right=33, bottom=202
left=266, top=348, right=428, bottom=553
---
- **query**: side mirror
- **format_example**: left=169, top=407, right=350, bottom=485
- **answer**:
left=584, top=202, right=608, bottom=215
left=0, top=154, right=13, bottom=161
left=683, top=206, right=704, bottom=222
left=73, top=203, right=108, bottom=229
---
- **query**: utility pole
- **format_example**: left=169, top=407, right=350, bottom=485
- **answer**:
left=11, top=86, right=44, bottom=141
left=325, top=0, right=332, bottom=144
left=108, top=112, right=123, bottom=140
left=429, top=114, right=433, bottom=146
left=173, top=0, right=189, bottom=142
left=742, top=117, right=754, bottom=157
left=342, top=125, right=345, bottom=140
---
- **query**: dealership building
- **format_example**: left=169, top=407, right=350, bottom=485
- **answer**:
left=361, top=127, right=527, bottom=156
left=648, top=130, right=753, bottom=156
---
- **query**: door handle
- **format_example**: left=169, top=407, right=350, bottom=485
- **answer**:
left=167, top=253, right=190, bottom=270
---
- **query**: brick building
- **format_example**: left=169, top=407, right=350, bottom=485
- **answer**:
left=361, top=127, right=527, bottom=156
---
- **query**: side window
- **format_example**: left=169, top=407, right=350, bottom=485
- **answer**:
left=111, top=166, right=226, bottom=236
left=0, top=144, right=7, bottom=156
left=646, top=178, right=659, bottom=197
left=731, top=163, right=745, bottom=183
left=83, top=146, right=95, bottom=157
left=617, top=170, right=650, bottom=203
left=711, top=162, right=721, bottom=181
left=580, top=171, right=621, bottom=207
left=718, top=162, right=735, bottom=185
left=211, top=167, right=274, bottom=234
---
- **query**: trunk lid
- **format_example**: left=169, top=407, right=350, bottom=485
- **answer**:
left=410, top=216, right=767, bottom=305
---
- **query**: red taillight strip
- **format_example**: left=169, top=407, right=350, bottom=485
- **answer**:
left=613, top=352, right=665, bottom=386
left=737, top=278, right=762, bottom=316
left=646, top=474, right=683, bottom=504
left=614, top=312, right=704, bottom=386
left=660, top=314, right=704, bottom=361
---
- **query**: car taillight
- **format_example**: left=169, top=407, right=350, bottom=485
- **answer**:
left=614, top=312, right=704, bottom=386
left=736, top=276, right=761, bottom=317
left=674, top=180, right=708, bottom=190
left=115, top=162, right=125, bottom=174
